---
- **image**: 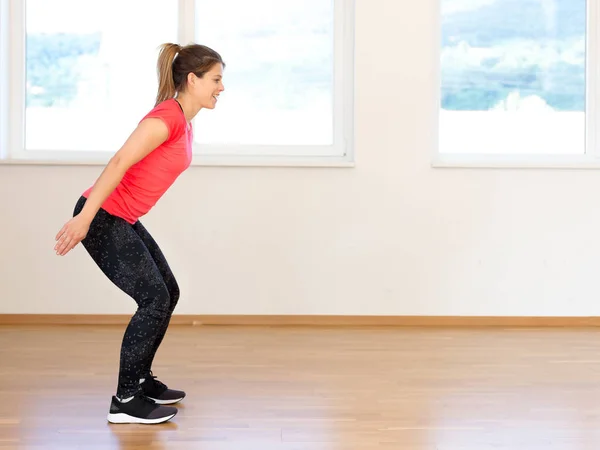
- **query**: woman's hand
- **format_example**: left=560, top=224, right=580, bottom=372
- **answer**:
left=54, top=214, right=91, bottom=256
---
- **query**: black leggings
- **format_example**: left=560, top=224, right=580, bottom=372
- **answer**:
left=73, top=196, right=179, bottom=398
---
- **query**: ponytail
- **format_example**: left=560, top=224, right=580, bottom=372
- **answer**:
left=155, top=43, right=181, bottom=106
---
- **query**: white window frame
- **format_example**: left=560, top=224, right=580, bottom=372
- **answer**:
left=0, top=0, right=355, bottom=167
left=432, top=0, right=600, bottom=169
left=0, top=0, right=8, bottom=161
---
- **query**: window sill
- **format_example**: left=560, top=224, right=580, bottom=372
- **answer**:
left=432, top=154, right=600, bottom=170
left=0, top=155, right=355, bottom=168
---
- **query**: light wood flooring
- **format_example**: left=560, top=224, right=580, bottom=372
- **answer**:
left=1, top=324, right=600, bottom=449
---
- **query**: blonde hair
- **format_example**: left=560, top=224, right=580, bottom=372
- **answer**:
left=155, top=43, right=225, bottom=106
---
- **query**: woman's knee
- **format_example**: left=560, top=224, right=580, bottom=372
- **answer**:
left=139, top=286, right=171, bottom=322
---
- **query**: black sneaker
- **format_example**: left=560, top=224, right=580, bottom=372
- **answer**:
left=140, top=372, right=186, bottom=405
left=107, top=392, right=177, bottom=424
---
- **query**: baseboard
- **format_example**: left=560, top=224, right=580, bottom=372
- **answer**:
left=0, top=314, right=599, bottom=327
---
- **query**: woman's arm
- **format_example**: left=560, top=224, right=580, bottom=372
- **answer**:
left=77, top=118, right=169, bottom=222
left=54, top=118, right=169, bottom=256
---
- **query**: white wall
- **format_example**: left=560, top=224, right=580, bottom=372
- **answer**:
left=3, top=0, right=600, bottom=317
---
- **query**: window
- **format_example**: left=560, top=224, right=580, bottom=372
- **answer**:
left=437, top=0, right=596, bottom=167
left=22, top=0, right=178, bottom=157
left=0, top=0, right=354, bottom=165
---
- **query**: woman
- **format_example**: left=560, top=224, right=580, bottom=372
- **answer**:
left=54, top=42, right=225, bottom=424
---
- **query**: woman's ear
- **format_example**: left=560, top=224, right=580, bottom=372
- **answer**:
left=187, top=72, right=197, bottom=87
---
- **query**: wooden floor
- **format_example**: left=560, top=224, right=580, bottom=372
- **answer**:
left=1, top=325, right=600, bottom=449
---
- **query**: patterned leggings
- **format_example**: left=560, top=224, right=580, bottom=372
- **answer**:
left=73, top=196, right=179, bottom=398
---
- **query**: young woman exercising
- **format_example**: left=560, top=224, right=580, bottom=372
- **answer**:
left=54, top=42, right=225, bottom=424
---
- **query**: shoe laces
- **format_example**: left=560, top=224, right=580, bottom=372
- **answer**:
left=148, top=370, right=168, bottom=391
left=134, top=391, right=156, bottom=405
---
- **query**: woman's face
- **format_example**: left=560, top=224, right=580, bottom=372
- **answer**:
left=189, top=63, right=225, bottom=109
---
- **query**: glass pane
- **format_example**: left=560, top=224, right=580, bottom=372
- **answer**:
left=25, top=0, right=178, bottom=151
left=440, top=0, right=586, bottom=155
left=194, top=0, right=334, bottom=147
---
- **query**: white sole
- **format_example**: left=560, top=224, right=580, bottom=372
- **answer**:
left=107, top=412, right=176, bottom=424
left=148, top=396, right=185, bottom=405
